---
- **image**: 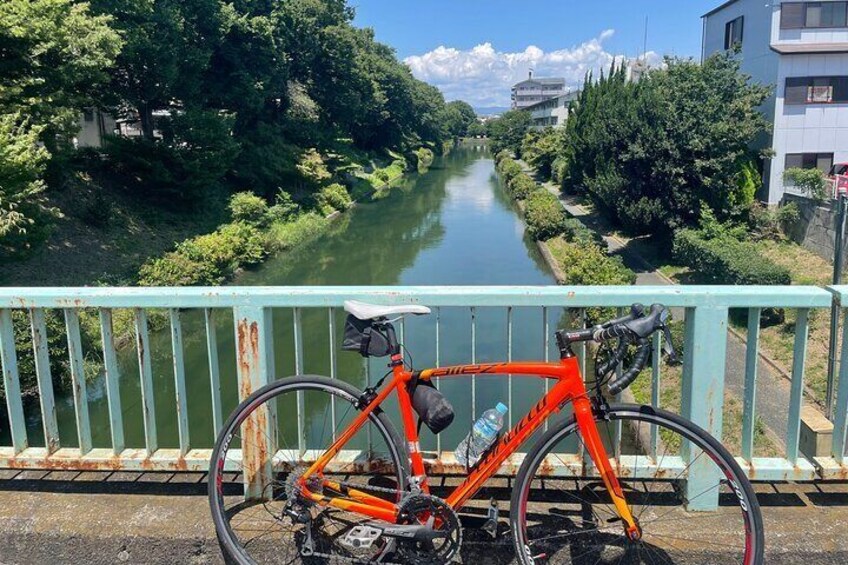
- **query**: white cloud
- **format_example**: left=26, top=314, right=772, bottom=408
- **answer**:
left=403, top=30, right=661, bottom=108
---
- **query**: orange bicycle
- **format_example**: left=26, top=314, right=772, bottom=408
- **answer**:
left=209, top=301, right=763, bottom=564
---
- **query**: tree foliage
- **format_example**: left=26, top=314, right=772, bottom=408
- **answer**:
left=488, top=110, right=531, bottom=156
left=560, top=53, right=771, bottom=234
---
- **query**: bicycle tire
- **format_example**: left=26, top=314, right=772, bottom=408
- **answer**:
left=208, top=375, right=410, bottom=565
left=510, top=403, right=764, bottom=564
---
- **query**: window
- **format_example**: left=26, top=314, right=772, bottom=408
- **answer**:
left=781, top=2, right=848, bottom=29
left=782, top=3, right=807, bottom=28
left=725, top=16, right=744, bottom=49
left=784, top=76, right=848, bottom=104
left=83, top=109, right=95, bottom=122
left=785, top=152, right=834, bottom=173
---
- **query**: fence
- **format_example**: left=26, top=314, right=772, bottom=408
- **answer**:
left=0, top=285, right=846, bottom=503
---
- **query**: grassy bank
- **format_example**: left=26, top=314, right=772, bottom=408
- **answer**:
left=2, top=143, right=440, bottom=403
left=656, top=236, right=838, bottom=408
left=494, top=151, right=635, bottom=319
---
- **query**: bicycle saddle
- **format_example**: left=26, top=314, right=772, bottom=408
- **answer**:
left=343, top=300, right=431, bottom=320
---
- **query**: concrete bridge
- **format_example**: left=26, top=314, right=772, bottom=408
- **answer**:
left=2, top=285, right=848, bottom=562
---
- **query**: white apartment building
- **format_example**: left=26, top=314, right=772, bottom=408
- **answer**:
left=703, top=0, right=848, bottom=203
left=511, top=72, right=567, bottom=109
left=525, top=91, right=581, bottom=129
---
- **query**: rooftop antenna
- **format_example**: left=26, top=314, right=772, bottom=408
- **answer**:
left=643, top=16, right=649, bottom=61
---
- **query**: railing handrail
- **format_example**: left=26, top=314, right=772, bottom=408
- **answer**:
left=3, top=283, right=848, bottom=509
left=0, top=284, right=832, bottom=309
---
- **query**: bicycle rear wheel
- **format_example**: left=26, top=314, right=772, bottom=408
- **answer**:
left=511, top=404, right=763, bottom=564
left=208, top=375, right=409, bottom=564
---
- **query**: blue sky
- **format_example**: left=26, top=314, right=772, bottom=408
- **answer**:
left=352, top=0, right=721, bottom=107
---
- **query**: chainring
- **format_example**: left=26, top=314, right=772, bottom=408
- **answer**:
left=395, top=494, right=462, bottom=565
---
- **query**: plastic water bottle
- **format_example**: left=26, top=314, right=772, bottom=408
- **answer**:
left=455, top=403, right=508, bottom=468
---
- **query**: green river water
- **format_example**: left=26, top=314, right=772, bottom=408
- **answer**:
left=23, top=145, right=566, bottom=452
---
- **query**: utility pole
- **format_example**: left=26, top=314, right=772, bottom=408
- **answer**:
left=827, top=190, right=847, bottom=419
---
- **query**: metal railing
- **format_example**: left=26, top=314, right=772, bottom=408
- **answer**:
left=1, top=285, right=846, bottom=500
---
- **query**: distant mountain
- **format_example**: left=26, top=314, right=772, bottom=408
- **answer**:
left=473, top=106, right=510, bottom=116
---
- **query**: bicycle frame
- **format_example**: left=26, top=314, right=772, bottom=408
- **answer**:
left=298, top=354, right=639, bottom=537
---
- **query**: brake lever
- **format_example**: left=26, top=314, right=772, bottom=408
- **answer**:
left=661, top=324, right=678, bottom=364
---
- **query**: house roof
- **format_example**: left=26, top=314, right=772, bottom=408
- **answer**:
left=702, top=0, right=742, bottom=18
left=512, top=77, right=566, bottom=88
left=771, top=42, right=848, bottom=54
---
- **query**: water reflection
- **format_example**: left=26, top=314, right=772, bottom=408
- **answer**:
left=27, top=146, right=562, bottom=453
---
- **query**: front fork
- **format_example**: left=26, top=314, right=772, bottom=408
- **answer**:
left=572, top=396, right=641, bottom=541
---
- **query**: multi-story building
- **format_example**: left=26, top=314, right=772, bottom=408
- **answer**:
left=703, top=0, right=848, bottom=203
left=511, top=73, right=567, bottom=109
left=525, top=91, right=581, bottom=129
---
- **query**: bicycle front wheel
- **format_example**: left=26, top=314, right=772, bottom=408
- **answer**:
left=208, top=375, right=409, bottom=564
left=511, top=404, right=763, bottom=564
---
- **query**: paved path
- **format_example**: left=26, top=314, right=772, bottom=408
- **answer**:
left=517, top=161, right=795, bottom=450
left=0, top=471, right=847, bottom=563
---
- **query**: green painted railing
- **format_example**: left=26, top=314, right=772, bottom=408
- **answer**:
left=0, top=285, right=846, bottom=503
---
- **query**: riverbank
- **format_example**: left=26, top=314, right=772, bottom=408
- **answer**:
left=500, top=154, right=782, bottom=456
left=0, top=143, right=441, bottom=405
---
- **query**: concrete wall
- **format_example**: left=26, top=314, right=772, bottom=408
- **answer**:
left=783, top=193, right=840, bottom=262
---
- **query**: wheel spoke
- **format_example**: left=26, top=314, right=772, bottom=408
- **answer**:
left=516, top=409, right=759, bottom=564
left=210, top=380, right=406, bottom=563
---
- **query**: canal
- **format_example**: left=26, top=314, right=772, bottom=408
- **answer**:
left=27, top=145, right=565, bottom=452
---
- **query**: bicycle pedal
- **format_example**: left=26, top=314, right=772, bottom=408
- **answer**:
left=481, top=498, right=499, bottom=539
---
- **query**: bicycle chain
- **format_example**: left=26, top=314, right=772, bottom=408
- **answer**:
left=299, top=478, right=450, bottom=565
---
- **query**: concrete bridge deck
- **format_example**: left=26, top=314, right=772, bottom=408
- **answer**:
left=0, top=471, right=846, bottom=564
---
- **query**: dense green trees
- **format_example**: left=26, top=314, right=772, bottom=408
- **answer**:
left=560, top=53, right=771, bottom=235
left=0, top=0, right=473, bottom=255
left=488, top=110, right=531, bottom=156
left=442, top=100, right=478, bottom=139
left=0, top=0, right=121, bottom=251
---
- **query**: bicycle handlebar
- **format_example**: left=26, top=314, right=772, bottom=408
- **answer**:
left=557, top=303, right=674, bottom=395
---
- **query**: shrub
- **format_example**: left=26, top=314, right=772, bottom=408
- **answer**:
left=548, top=239, right=636, bottom=286
left=497, top=159, right=523, bottom=185
left=672, top=229, right=791, bottom=286
left=374, top=169, right=390, bottom=184
left=138, top=250, right=221, bottom=286
left=415, top=148, right=434, bottom=172
left=747, top=201, right=799, bottom=241
left=495, top=150, right=512, bottom=164
left=265, top=212, right=328, bottom=253
left=562, top=216, right=605, bottom=247
left=180, top=222, right=265, bottom=268
left=296, top=148, right=332, bottom=187
left=316, top=183, right=353, bottom=215
left=509, top=174, right=538, bottom=200
left=551, top=156, right=568, bottom=186
left=784, top=168, right=829, bottom=202
left=228, top=192, right=269, bottom=225
left=138, top=222, right=266, bottom=286
left=525, top=190, right=567, bottom=240
left=267, top=190, right=300, bottom=223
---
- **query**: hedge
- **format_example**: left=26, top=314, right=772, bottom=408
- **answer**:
left=496, top=159, right=522, bottom=185
left=525, top=189, right=567, bottom=240
left=495, top=150, right=512, bottom=164
left=558, top=215, right=604, bottom=247
left=547, top=238, right=636, bottom=286
left=673, top=229, right=791, bottom=285
left=508, top=173, right=538, bottom=200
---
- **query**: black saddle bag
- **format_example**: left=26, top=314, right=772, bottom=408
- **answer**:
left=411, top=380, right=455, bottom=435
left=342, top=315, right=392, bottom=358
